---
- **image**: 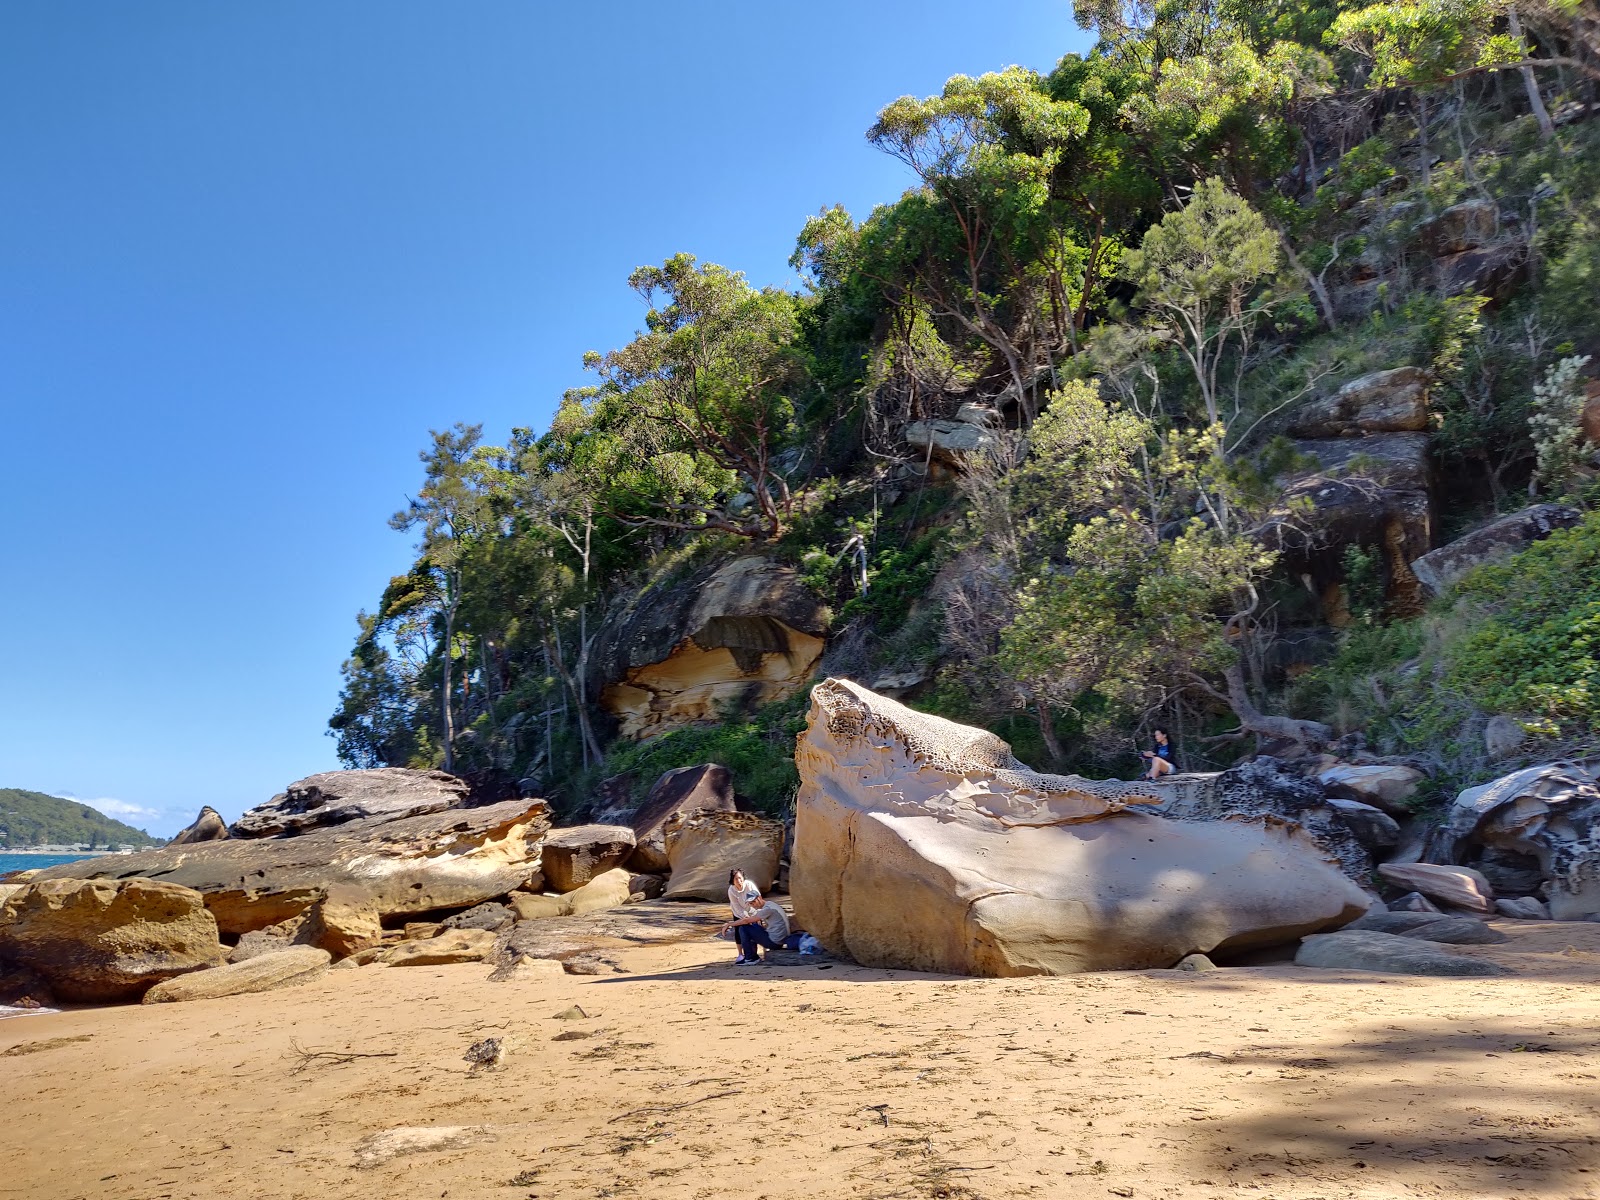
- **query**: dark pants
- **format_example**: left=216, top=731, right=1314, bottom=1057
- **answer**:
left=737, top=926, right=803, bottom=958
left=736, top=924, right=782, bottom=958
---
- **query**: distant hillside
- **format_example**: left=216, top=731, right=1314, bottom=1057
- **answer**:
left=0, top=788, right=161, bottom=849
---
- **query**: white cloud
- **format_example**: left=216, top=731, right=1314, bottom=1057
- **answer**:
left=61, top=794, right=161, bottom=821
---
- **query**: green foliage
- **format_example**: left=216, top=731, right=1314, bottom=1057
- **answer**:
left=1447, top=513, right=1600, bottom=731
left=0, top=789, right=160, bottom=849
left=597, top=693, right=810, bottom=818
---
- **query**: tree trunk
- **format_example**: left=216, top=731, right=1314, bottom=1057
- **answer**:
left=440, top=592, right=457, bottom=772
left=1219, top=662, right=1333, bottom=748
left=1509, top=6, right=1556, bottom=139
left=1034, top=697, right=1066, bottom=768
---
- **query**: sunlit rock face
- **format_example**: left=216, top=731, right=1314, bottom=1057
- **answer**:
left=595, top=557, right=828, bottom=739
left=791, top=679, right=1368, bottom=977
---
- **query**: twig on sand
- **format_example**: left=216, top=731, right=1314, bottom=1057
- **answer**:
left=285, top=1040, right=399, bottom=1074
left=607, top=1089, right=743, bottom=1123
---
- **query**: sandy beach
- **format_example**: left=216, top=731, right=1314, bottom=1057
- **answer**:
left=3, top=904, right=1598, bottom=1200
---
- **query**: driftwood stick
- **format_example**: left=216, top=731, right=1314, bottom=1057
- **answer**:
left=285, top=1040, right=399, bottom=1074
left=607, top=1089, right=743, bottom=1123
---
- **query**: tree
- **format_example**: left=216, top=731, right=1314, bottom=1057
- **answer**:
left=591, top=254, right=807, bottom=539
left=993, top=382, right=1332, bottom=752
left=388, top=424, right=507, bottom=771
left=867, top=68, right=1091, bottom=419
left=1119, top=177, right=1283, bottom=446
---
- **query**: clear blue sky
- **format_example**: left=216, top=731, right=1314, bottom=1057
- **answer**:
left=1, top=2, right=1087, bottom=836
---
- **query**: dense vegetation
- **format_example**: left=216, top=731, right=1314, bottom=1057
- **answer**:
left=332, top=0, right=1600, bottom=815
left=0, top=789, right=160, bottom=850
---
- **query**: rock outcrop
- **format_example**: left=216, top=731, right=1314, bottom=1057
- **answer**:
left=143, top=946, right=330, bottom=1003
left=31, top=799, right=550, bottom=935
left=231, top=769, right=472, bottom=838
left=1409, top=504, right=1581, bottom=596
left=791, top=679, right=1369, bottom=976
left=541, top=825, right=636, bottom=893
left=662, top=811, right=785, bottom=902
left=171, top=806, right=230, bottom=845
left=0, top=879, right=225, bottom=1003
left=1274, top=432, right=1434, bottom=612
left=1424, top=762, right=1600, bottom=920
left=902, top=409, right=1001, bottom=472
left=594, top=557, right=828, bottom=739
left=380, top=928, right=496, bottom=967
left=1287, top=367, right=1430, bottom=439
left=625, top=764, right=737, bottom=873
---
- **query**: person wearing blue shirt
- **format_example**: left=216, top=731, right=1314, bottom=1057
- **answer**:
left=1139, top=727, right=1174, bottom=780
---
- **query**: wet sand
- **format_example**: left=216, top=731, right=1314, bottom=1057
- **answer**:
left=2, top=909, right=1598, bottom=1200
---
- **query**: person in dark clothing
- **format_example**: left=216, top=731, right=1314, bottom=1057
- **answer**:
left=1139, top=727, right=1174, bottom=780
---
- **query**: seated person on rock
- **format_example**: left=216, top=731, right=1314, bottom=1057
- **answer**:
left=1139, top=727, right=1174, bottom=781
left=721, top=893, right=801, bottom=964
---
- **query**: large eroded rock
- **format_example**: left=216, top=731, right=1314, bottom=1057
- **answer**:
left=0, top=879, right=225, bottom=1003
left=30, top=800, right=550, bottom=935
left=791, top=679, right=1369, bottom=976
left=171, top=806, right=230, bottom=845
left=231, top=769, right=472, bottom=838
left=626, top=764, right=737, bottom=873
left=662, top=812, right=785, bottom=902
left=593, top=557, right=828, bottom=739
left=1295, top=929, right=1508, bottom=976
left=540, top=825, right=636, bottom=893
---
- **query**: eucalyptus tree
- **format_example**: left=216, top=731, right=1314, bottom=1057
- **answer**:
left=866, top=67, right=1090, bottom=421
left=589, top=254, right=806, bottom=539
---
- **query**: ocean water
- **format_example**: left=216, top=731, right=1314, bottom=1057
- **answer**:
left=0, top=852, right=93, bottom=876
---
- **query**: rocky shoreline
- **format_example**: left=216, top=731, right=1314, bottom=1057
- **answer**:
left=4, top=680, right=1598, bottom=1010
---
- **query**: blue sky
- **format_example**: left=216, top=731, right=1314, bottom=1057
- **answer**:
left=1, top=2, right=1087, bottom=836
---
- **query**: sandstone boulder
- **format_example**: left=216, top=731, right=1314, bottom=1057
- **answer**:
left=171, top=806, right=230, bottom=845
left=440, top=901, right=514, bottom=933
left=230, top=769, right=471, bottom=838
left=1377, top=863, right=1495, bottom=912
left=0, top=879, right=225, bottom=1003
left=593, top=557, right=828, bottom=740
left=626, top=764, right=737, bottom=873
left=541, top=825, right=636, bottom=893
left=1316, top=763, right=1424, bottom=814
left=1417, top=199, right=1497, bottom=256
left=1288, top=367, right=1430, bottom=438
left=1295, top=929, right=1507, bottom=976
left=507, top=870, right=636, bottom=921
left=1389, top=891, right=1441, bottom=913
left=1425, top=762, right=1600, bottom=920
left=301, top=893, right=384, bottom=958
left=663, top=811, right=785, bottom=902
left=1495, top=896, right=1550, bottom=920
left=1410, top=504, right=1581, bottom=597
left=791, top=679, right=1369, bottom=976
left=143, top=946, right=330, bottom=1003
left=1174, top=953, right=1218, bottom=973
left=1325, top=797, right=1402, bottom=851
left=508, top=892, right=569, bottom=921
left=1483, top=715, right=1528, bottom=760
left=902, top=417, right=1000, bottom=469
left=1154, top=757, right=1373, bottom=882
left=1349, top=911, right=1503, bottom=944
left=228, top=914, right=313, bottom=963
left=380, top=928, right=496, bottom=967
left=628, top=873, right=665, bottom=900
left=563, top=868, right=634, bottom=916
left=1272, top=433, right=1433, bottom=613
left=30, top=800, right=550, bottom=935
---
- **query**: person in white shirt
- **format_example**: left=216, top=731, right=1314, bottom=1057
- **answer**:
left=725, top=869, right=762, bottom=964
